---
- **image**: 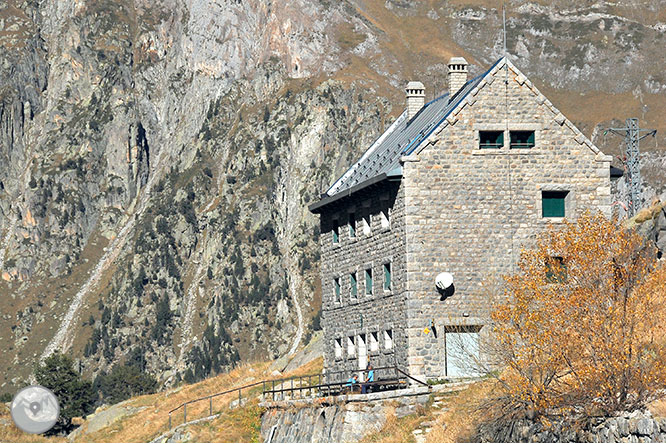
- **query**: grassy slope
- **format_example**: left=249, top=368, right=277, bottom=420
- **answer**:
left=0, top=358, right=323, bottom=443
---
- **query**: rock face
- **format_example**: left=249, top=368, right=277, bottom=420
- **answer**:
left=260, top=388, right=431, bottom=443
left=0, top=0, right=665, bottom=391
left=477, top=410, right=666, bottom=443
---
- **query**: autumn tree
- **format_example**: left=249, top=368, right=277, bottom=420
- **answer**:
left=490, top=212, right=666, bottom=419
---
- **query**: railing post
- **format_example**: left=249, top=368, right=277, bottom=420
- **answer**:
left=169, top=413, right=172, bottom=430
left=238, top=388, right=242, bottom=407
left=272, top=380, right=275, bottom=401
left=184, top=404, right=187, bottom=423
left=209, top=397, right=212, bottom=416
left=291, top=378, right=294, bottom=399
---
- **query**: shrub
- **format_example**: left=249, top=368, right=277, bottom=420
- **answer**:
left=490, top=212, right=666, bottom=419
left=94, top=364, right=157, bottom=405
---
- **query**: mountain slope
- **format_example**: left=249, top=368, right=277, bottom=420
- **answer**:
left=0, top=0, right=665, bottom=392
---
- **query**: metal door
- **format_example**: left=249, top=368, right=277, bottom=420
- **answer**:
left=445, top=328, right=480, bottom=378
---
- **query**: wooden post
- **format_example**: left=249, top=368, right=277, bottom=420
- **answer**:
left=184, top=404, right=187, bottom=423
left=169, top=414, right=172, bottom=430
left=209, top=397, right=212, bottom=416
left=238, top=388, right=242, bottom=407
left=272, top=380, right=275, bottom=401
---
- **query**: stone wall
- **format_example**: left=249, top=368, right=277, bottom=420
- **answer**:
left=318, top=180, right=409, bottom=376
left=260, top=387, right=431, bottom=443
left=477, top=410, right=666, bottom=443
left=402, top=60, right=612, bottom=380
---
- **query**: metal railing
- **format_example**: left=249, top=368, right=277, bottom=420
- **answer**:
left=166, top=366, right=430, bottom=430
left=167, top=380, right=264, bottom=429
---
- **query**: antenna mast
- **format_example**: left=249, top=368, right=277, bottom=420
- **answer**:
left=605, top=118, right=657, bottom=217
left=503, top=5, right=507, bottom=56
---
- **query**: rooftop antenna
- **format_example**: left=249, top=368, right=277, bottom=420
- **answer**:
left=605, top=118, right=657, bottom=217
left=503, top=4, right=507, bottom=57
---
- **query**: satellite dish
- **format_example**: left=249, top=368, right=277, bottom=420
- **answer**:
left=435, top=272, right=454, bottom=290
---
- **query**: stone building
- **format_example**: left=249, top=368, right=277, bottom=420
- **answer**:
left=309, top=57, right=613, bottom=381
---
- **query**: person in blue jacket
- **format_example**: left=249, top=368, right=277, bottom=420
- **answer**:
left=362, top=364, right=374, bottom=394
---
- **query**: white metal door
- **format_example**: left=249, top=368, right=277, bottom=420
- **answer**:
left=445, top=328, right=480, bottom=378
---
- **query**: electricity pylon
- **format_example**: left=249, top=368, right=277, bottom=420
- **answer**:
left=605, top=118, right=657, bottom=217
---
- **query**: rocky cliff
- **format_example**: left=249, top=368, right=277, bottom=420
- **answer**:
left=0, top=0, right=664, bottom=391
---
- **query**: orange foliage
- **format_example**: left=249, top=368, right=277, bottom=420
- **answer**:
left=491, top=212, right=666, bottom=418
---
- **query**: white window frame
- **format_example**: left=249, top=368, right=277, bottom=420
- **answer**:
left=369, top=331, right=379, bottom=352
left=384, top=329, right=393, bottom=350
left=335, top=338, right=343, bottom=359
left=347, top=336, right=356, bottom=356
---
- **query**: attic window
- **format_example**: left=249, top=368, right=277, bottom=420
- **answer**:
left=362, top=215, right=371, bottom=236
left=542, top=191, right=569, bottom=218
left=380, top=209, right=391, bottom=229
left=510, top=131, right=535, bottom=149
left=479, top=131, right=503, bottom=149
left=332, top=223, right=339, bottom=244
left=349, top=213, right=356, bottom=238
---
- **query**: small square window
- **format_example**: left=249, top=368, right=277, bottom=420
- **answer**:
left=384, top=329, right=393, bottom=350
left=369, top=332, right=379, bottom=352
left=545, top=256, right=567, bottom=283
left=510, top=131, right=535, bottom=149
left=347, top=336, right=356, bottom=356
left=349, top=213, right=356, bottom=238
left=479, top=131, right=504, bottom=149
left=332, top=223, right=339, bottom=244
left=334, top=278, right=341, bottom=303
left=350, top=273, right=358, bottom=298
left=335, top=338, right=343, bottom=358
left=365, top=268, right=373, bottom=295
left=362, top=216, right=371, bottom=236
left=380, top=209, right=390, bottom=229
left=383, top=263, right=392, bottom=291
left=542, top=191, right=568, bottom=218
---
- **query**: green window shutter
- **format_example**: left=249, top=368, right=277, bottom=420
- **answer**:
left=384, top=263, right=391, bottom=290
left=349, top=213, right=356, bottom=237
left=542, top=191, right=568, bottom=217
left=350, top=273, right=357, bottom=297
left=365, top=268, right=373, bottom=295
left=333, top=224, right=339, bottom=243
left=479, top=131, right=503, bottom=149
left=510, top=131, right=535, bottom=149
left=334, top=278, right=341, bottom=301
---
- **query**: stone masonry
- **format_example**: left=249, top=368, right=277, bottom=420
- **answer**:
left=311, top=57, right=612, bottom=382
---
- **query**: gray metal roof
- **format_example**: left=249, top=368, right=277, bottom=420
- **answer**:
left=323, top=60, right=499, bottom=201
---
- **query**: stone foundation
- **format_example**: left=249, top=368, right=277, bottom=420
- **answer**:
left=260, top=386, right=432, bottom=443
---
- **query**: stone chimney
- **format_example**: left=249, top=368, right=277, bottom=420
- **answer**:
left=405, top=81, right=425, bottom=120
left=447, top=57, right=468, bottom=96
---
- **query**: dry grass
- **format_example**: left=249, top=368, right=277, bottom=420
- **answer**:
left=425, top=380, right=497, bottom=443
left=361, top=380, right=497, bottom=443
left=0, top=404, right=65, bottom=443
left=75, top=357, right=322, bottom=442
